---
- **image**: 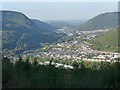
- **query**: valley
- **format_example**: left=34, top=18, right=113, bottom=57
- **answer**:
left=2, top=11, right=120, bottom=69
left=1, top=2, right=120, bottom=88
left=5, top=29, right=119, bottom=69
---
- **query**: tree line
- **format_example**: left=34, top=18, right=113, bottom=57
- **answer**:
left=2, top=57, right=120, bottom=88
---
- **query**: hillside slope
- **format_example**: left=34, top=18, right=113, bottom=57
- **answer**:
left=88, top=28, right=119, bottom=52
left=78, top=12, right=119, bottom=31
left=32, top=19, right=57, bottom=32
left=2, top=10, right=64, bottom=53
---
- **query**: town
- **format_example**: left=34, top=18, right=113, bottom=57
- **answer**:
left=3, top=29, right=120, bottom=69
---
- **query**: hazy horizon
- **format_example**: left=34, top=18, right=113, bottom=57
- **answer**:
left=2, top=2, right=118, bottom=21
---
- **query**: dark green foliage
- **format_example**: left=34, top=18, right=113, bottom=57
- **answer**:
left=2, top=57, right=14, bottom=88
left=78, top=12, right=119, bottom=31
left=72, top=61, right=80, bottom=69
left=2, top=57, right=120, bottom=88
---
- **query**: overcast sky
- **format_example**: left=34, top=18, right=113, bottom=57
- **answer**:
left=2, top=2, right=118, bottom=21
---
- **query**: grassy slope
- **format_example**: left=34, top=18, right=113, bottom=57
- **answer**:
left=89, top=28, right=119, bottom=52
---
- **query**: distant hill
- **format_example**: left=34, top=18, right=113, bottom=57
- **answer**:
left=88, top=27, right=119, bottom=52
left=2, top=10, right=64, bottom=53
left=32, top=19, right=57, bottom=32
left=78, top=12, right=119, bottom=31
left=46, top=20, right=86, bottom=28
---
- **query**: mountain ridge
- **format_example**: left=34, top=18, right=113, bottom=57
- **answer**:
left=78, top=12, right=119, bottom=31
left=2, top=10, right=64, bottom=53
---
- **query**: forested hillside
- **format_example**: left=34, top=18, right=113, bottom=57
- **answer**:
left=2, top=10, right=64, bottom=53
left=78, top=12, right=119, bottom=31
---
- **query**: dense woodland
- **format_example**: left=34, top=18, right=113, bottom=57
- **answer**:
left=2, top=57, right=120, bottom=88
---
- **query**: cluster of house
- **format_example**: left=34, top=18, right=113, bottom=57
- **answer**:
left=38, top=61, right=74, bottom=69
left=76, top=29, right=110, bottom=34
left=3, top=39, right=119, bottom=69
left=3, top=55, right=20, bottom=64
left=4, top=29, right=120, bottom=64
left=75, top=29, right=110, bottom=40
left=20, top=44, right=120, bottom=70
left=22, top=40, right=119, bottom=64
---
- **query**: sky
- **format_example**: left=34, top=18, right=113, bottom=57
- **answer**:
left=2, top=2, right=118, bottom=21
left=2, top=0, right=120, bottom=2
